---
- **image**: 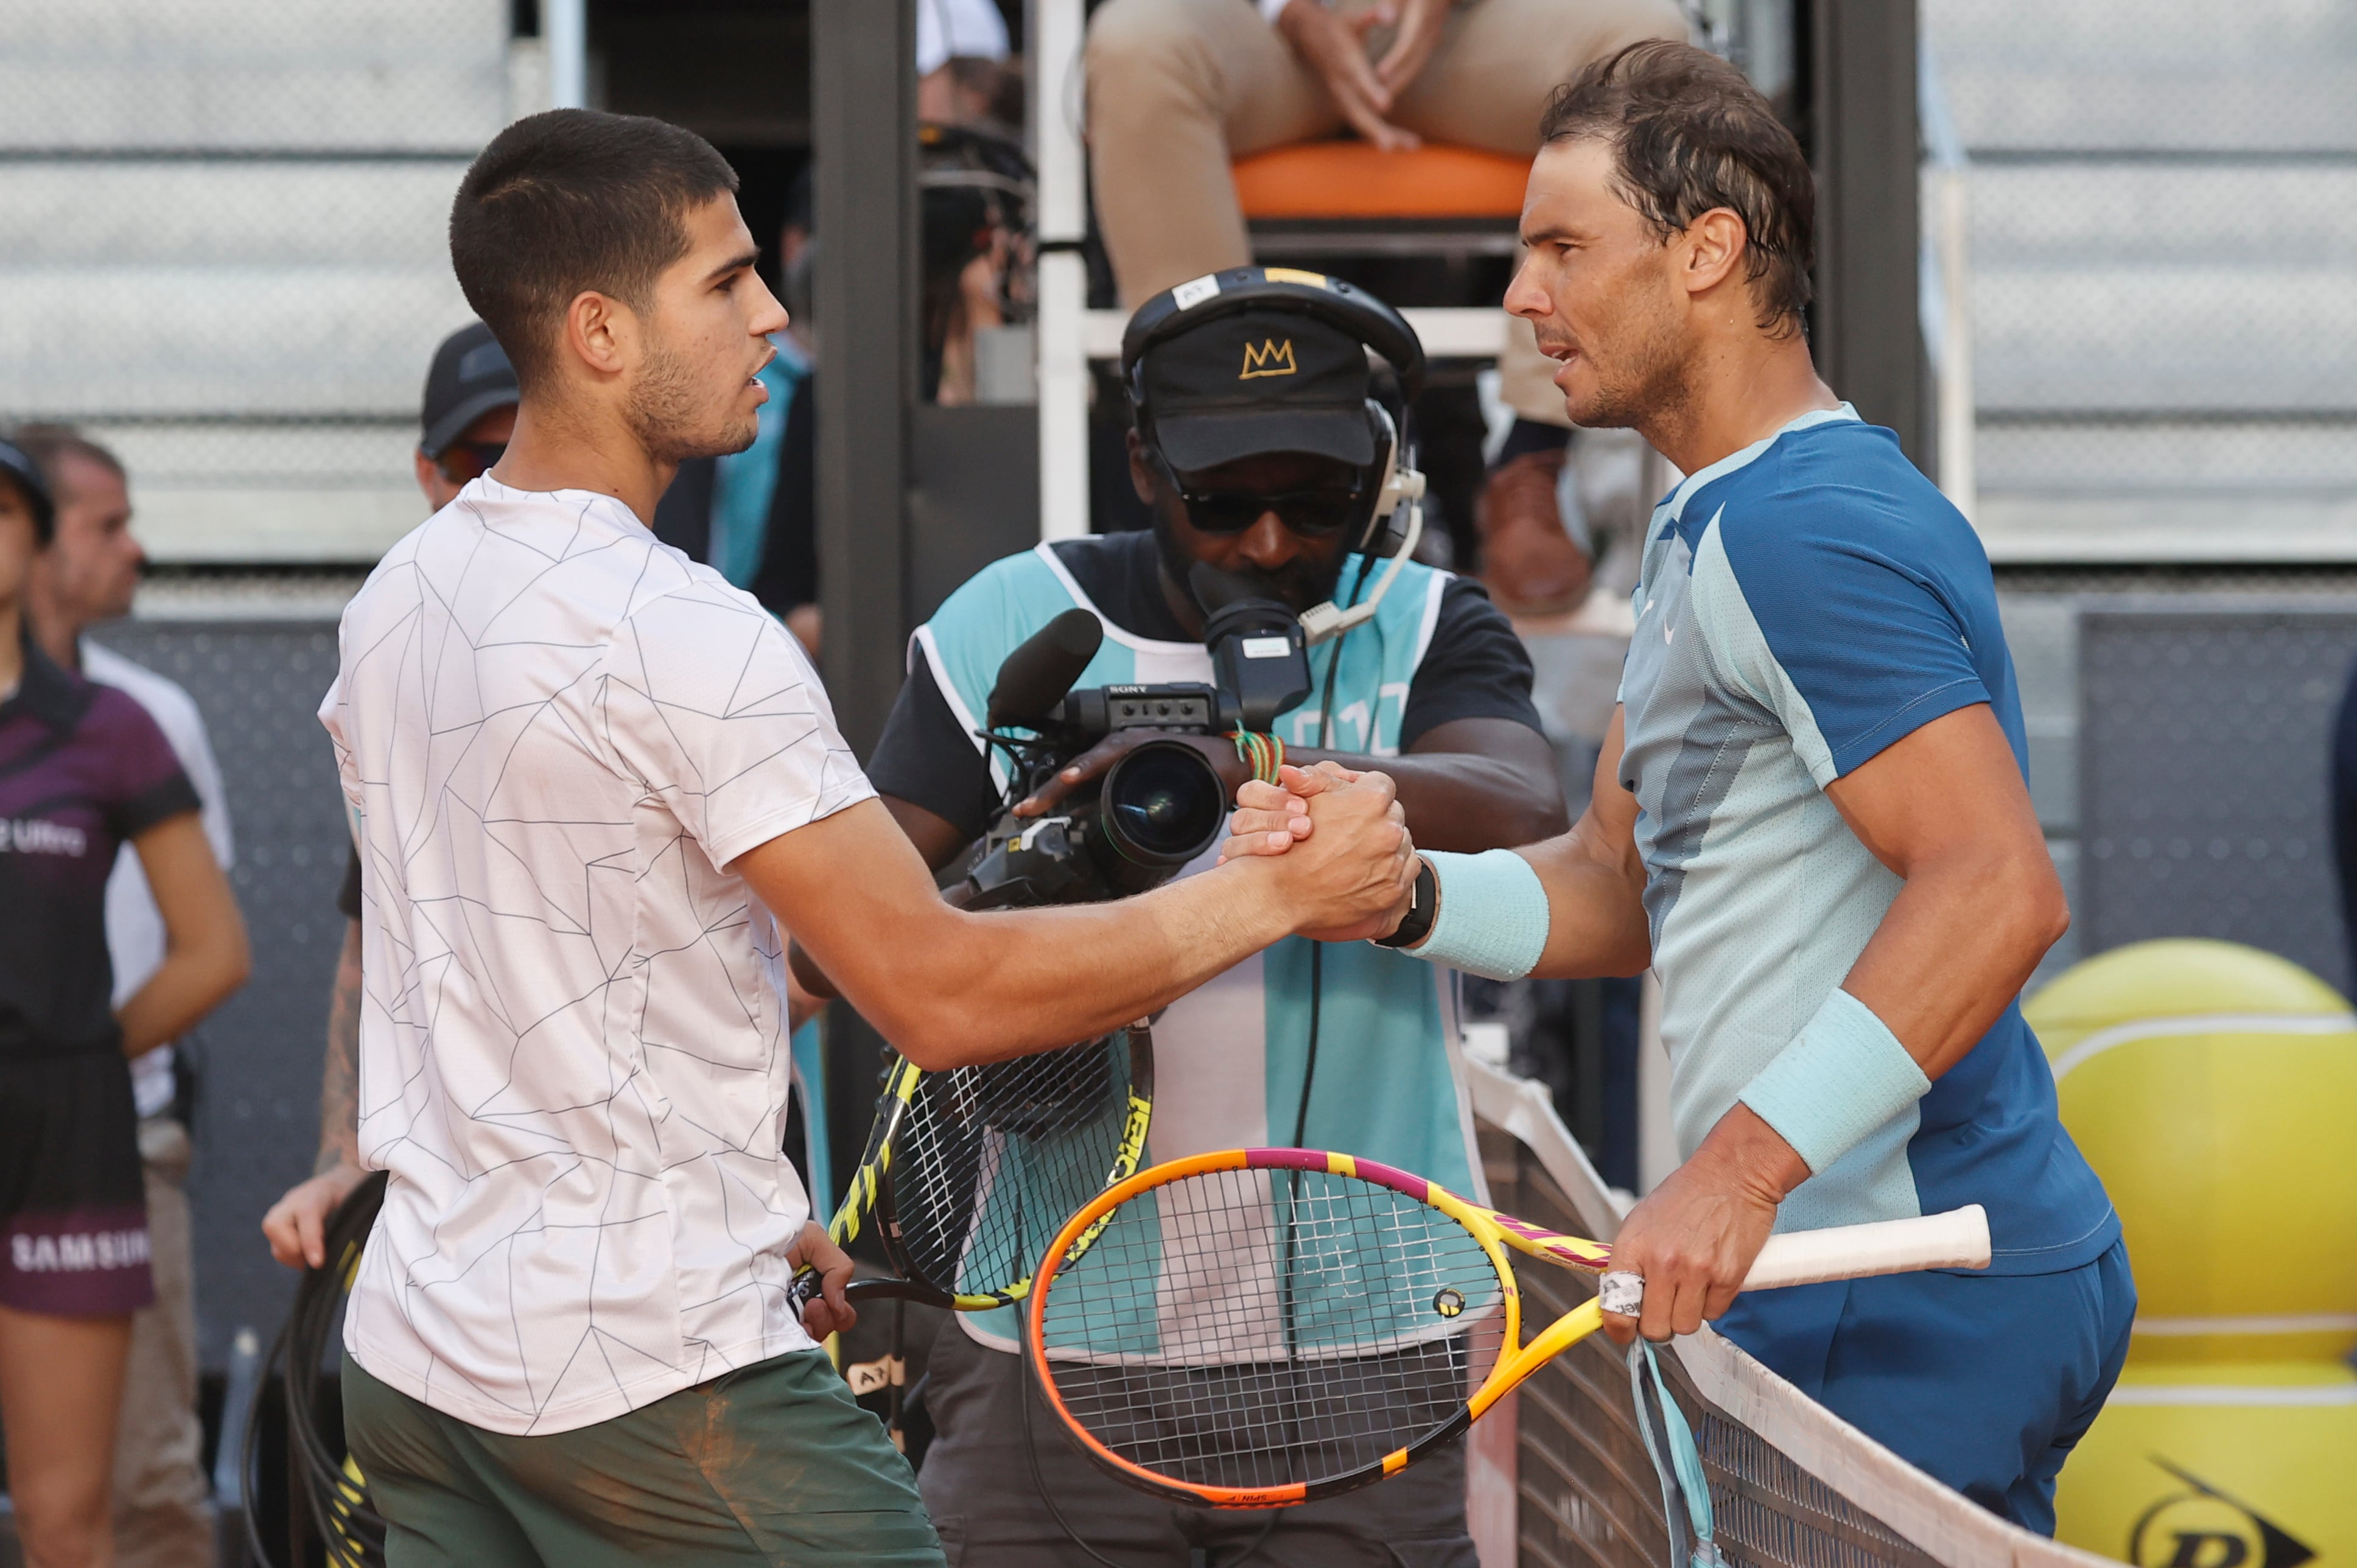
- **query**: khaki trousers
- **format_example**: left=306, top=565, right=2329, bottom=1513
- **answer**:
left=1084, top=0, right=1686, bottom=424
left=112, top=1117, right=214, bottom=1568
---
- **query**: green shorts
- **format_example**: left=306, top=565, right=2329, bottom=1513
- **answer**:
left=343, top=1350, right=945, bottom=1568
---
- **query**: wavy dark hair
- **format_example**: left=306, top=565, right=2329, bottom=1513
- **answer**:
left=1539, top=40, right=1815, bottom=337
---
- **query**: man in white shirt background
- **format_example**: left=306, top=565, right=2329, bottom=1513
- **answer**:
left=16, top=424, right=238, bottom=1568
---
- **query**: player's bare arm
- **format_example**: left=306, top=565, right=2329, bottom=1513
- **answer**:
left=1225, top=707, right=1644, bottom=969
left=742, top=772, right=1413, bottom=1070
left=118, top=811, right=250, bottom=1060
left=262, top=916, right=365, bottom=1270
left=1602, top=699, right=2068, bottom=1343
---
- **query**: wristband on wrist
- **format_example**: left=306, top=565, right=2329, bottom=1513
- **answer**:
left=1383, top=849, right=1550, bottom=979
left=1737, top=988, right=1930, bottom=1176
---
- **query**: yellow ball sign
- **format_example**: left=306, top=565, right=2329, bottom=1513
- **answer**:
left=2024, top=939, right=2356, bottom=1563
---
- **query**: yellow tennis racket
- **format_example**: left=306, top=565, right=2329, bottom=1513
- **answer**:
left=1024, top=1146, right=1991, bottom=1509
left=791, top=1025, right=1154, bottom=1314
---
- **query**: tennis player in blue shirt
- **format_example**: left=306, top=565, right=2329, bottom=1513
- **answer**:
left=1225, top=40, right=2134, bottom=1536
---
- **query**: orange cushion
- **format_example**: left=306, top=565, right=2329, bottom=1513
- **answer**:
left=1231, top=141, right=1530, bottom=220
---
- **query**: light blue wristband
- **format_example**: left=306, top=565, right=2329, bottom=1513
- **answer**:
left=1399, top=849, right=1550, bottom=981
left=1738, top=988, right=1930, bottom=1175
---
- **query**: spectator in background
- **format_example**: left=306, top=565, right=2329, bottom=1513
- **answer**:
left=918, top=0, right=1023, bottom=131
left=16, top=425, right=236, bottom=1568
left=0, top=438, right=248, bottom=1568
left=259, top=321, right=519, bottom=1269
left=1083, top=0, right=1685, bottom=615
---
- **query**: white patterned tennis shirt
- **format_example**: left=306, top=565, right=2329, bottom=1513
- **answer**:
left=320, top=476, right=873, bottom=1435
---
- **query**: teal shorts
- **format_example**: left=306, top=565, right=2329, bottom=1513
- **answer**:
left=343, top=1349, right=945, bottom=1568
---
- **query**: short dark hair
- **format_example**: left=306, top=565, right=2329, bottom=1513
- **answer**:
left=1539, top=41, right=1815, bottom=335
left=11, top=423, right=125, bottom=489
left=449, top=108, right=740, bottom=387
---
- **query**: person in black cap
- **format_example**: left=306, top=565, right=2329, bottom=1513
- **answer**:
left=413, top=318, right=522, bottom=505
left=259, top=321, right=520, bottom=1273
left=864, top=268, right=1569, bottom=1567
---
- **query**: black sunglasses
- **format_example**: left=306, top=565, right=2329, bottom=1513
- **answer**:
left=1174, top=485, right=1367, bottom=537
left=1152, top=452, right=1367, bottom=537
left=435, top=441, right=507, bottom=485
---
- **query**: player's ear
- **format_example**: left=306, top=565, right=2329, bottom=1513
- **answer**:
left=562, top=289, right=636, bottom=379
left=1680, top=206, right=1749, bottom=299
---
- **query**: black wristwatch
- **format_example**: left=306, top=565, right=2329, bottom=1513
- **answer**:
left=1373, top=858, right=1438, bottom=950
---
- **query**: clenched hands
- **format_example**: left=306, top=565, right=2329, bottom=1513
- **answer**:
left=1275, top=0, right=1452, bottom=152
left=1219, top=762, right=1415, bottom=942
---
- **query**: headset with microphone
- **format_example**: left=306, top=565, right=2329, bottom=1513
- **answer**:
left=1121, top=266, right=1429, bottom=647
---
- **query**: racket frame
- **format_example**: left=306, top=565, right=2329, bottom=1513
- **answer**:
left=807, top=1025, right=1156, bottom=1313
left=1025, top=1145, right=1613, bottom=1508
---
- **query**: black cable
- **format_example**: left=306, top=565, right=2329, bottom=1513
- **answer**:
left=1289, top=547, right=1370, bottom=1150
left=1018, top=1343, right=1140, bottom=1568
left=245, top=1171, right=389, bottom=1568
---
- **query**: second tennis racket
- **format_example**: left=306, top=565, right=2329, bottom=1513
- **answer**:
left=1024, top=1146, right=1989, bottom=1508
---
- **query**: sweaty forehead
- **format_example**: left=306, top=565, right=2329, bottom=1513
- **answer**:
left=1520, top=137, right=1639, bottom=239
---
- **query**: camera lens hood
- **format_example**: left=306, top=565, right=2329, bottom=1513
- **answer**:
left=1097, top=740, right=1227, bottom=883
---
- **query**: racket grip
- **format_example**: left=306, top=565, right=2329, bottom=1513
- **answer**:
left=788, top=1265, right=822, bottom=1309
left=1742, top=1204, right=1991, bottom=1290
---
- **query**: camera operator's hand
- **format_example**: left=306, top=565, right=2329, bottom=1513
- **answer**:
left=1014, top=729, right=1249, bottom=818
left=1224, top=765, right=1417, bottom=942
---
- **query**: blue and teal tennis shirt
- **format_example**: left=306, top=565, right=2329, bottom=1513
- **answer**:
left=1618, top=406, right=2116, bottom=1274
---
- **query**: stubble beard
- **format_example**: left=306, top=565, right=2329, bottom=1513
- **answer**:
left=1564, top=303, right=1693, bottom=435
left=624, top=337, right=760, bottom=466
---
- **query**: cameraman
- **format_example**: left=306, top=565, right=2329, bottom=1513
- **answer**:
left=870, top=269, right=1566, bottom=1567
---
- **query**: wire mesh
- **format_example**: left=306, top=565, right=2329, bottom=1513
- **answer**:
left=1034, top=1164, right=1508, bottom=1495
left=888, top=1031, right=1147, bottom=1301
left=1477, top=1129, right=1945, bottom=1568
left=1923, top=0, right=2357, bottom=564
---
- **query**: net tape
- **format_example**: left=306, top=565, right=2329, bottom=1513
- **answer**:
left=1464, top=1059, right=2114, bottom=1568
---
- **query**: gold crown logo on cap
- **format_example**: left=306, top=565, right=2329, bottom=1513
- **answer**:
left=1239, top=338, right=1297, bottom=380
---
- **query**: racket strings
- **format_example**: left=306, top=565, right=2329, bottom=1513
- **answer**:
left=891, top=1034, right=1138, bottom=1298
left=1037, top=1167, right=1508, bottom=1494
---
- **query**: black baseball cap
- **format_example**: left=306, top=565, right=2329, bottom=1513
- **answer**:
left=1136, top=305, right=1375, bottom=474
left=0, top=438, right=55, bottom=542
left=419, top=321, right=520, bottom=458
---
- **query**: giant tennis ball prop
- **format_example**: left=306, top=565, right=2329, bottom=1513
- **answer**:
left=2025, top=939, right=2357, bottom=1566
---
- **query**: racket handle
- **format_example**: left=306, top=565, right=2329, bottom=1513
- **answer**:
left=1743, top=1203, right=1991, bottom=1290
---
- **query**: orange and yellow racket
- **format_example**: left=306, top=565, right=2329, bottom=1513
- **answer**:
left=1024, top=1146, right=1990, bottom=1509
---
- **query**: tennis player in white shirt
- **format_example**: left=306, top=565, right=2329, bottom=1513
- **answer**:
left=320, top=107, right=1415, bottom=1568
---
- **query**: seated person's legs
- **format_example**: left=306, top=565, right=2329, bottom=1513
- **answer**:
left=1086, top=0, right=1338, bottom=304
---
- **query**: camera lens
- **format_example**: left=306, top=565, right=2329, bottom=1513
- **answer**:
left=1099, top=741, right=1225, bottom=873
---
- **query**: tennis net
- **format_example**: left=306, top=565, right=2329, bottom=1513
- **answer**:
left=1465, top=1059, right=2115, bottom=1568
